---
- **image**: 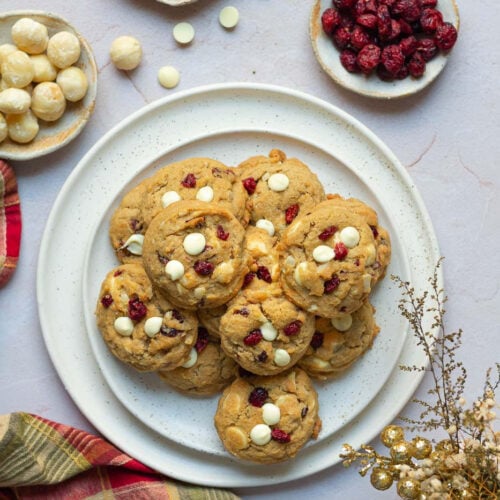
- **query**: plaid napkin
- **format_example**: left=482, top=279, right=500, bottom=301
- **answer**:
left=0, top=160, right=21, bottom=288
left=0, top=413, right=239, bottom=500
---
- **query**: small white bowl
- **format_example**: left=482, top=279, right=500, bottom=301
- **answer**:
left=310, top=0, right=460, bottom=99
left=0, top=11, right=97, bottom=160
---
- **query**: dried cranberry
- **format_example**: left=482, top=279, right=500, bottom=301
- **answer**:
left=257, top=351, right=268, bottom=362
left=379, top=0, right=396, bottom=6
left=324, top=274, right=341, bottom=294
left=321, top=8, right=341, bottom=35
left=370, top=225, right=379, bottom=239
left=408, top=51, right=426, bottom=77
left=101, top=294, right=113, bottom=308
left=181, top=173, right=196, bottom=188
left=233, top=307, right=250, bottom=316
left=129, top=218, right=143, bottom=232
left=377, top=64, right=395, bottom=81
left=355, top=0, right=378, bottom=15
left=285, top=204, right=300, bottom=225
left=271, top=429, right=291, bottom=443
left=420, top=8, right=443, bottom=32
left=395, top=64, right=410, bottom=79
left=356, top=13, right=378, bottom=29
left=212, top=167, right=223, bottom=177
left=393, top=0, right=421, bottom=22
left=216, top=225, right=230, bottom=241
left=195, top=327, right=209, bottom=353
left=284, top=320, right=302, bottom=336
left=332, top=26, right=352, bottom=50
left=248, top=387, right=268, bottom=407
left=340, top=49, right=360, bottom=72
left=310, top=331, right=324, bottom=349
left=194, top=260, right=214, bottom=276
left=417, top=37, right=438, bottom=61
left=238, top=366, right=253, bottom=377
left=156, top=252, right=169, bottom=265
left=301, top=406, right=309, bottom=418
left=318, top=225, right=337, bottom=241
left=420, top=0, right=437, bottom=7
left=244, top=329, right=263, bottom=346
left=243, top=272, right=256, bottom=288
left=242, top=177, right=257, bottom=195
left=333, top=0, right=356, bottom=10
left=388, top=19, right=402, bottom=40
left=398, top=18, right=413, bottom=35
left=381, top=44, right=405, bottom=75
left=400, top=35, right=418, bottom=56
left=356, top=44, right=381, bottom=74
left=256, top=265, right=272, bottom=283
left=128, top=297, right=147, bottom=321
left=377, top=5, right=392, bottom=40
left=334, top=242, right=349, bottom=260
left=113, top=270, right=123, bottom=277
left=339, top=13, right=355, bottom=30
left=351, top=25, right=371, bottom=50
left=160, top=326, right=179, bottom=337
left=171, top=309, right=184, bottom=323
left=435, top=22, right=458, bottom=51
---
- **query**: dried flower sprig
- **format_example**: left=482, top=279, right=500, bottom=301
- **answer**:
left=340, top=259, right=500, bottom=499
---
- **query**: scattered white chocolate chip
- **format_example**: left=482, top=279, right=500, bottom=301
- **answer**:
left=182, top=348, right=198, bottom=368
left=274, top=348, right=291, bottom=367
left=312, top=245, right=335, bottom=263
left=262, top=403, right=281, bottom=426
left=56, top=66, right=88, bottom=101
left=193, top=286, right=206, bottom=299
left=110, top=36, right=142, bottom=71
left=122, top=234, right=144, bottom=255
left=256, top=219, right=275, bottom=236
left=161, top=190, right=182, bottom=207
left=365, top=243, right=376, bottom=266
left=250, top=424, right=272, bottom=445
left=183, top=232, right=206, bottom=255
left=114, top=316, right=134, bottom=336
left=261, top=321, right=278, bottom=341
left=173, top=22, right=195, bottom=45
left=0, top=88, right=31, bottom=114
left=267, top=172, right=289, bottom=192
left=196, top=185, right=214, bottom=202
left=219, top=6, right=240, bottom=29
left=165, top=260, right=185, bottom=281
left=1, top=50, right=34, bottom=88
left=285, top=255, right=296, bottom=267
left=340, top=226, right=360, bottom=248
left=6, top=109, right=39, bottom=143
left=31, top=82, right=66, bottom=121
left=158, top=66, right=180, bottom=89
left=144, top=316, right=163, bottom=337
left=11, top=18, right=49, bottom=55
left=47, top=31, right=81, bottom=69
left=331, top=314, right=353, bottom=332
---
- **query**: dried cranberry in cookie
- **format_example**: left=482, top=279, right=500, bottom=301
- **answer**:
left=214, top=369, right=321, bottom=463
left=95, top=263, right=197, bottom=371
left=142, top=200, right=249, bottom=310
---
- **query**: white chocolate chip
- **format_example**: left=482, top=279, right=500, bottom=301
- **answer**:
left=196, top=185, right=214, bottom=202
left=173, top=22, right=195, bottom=45
left=165, top=260, right=185, bottom=280
left=250, top=424, right=271, bottom=445
left=161, top=190, right=181, bottom=207
left=331, top=314, right=353, bottom=332
left=144, top=316, right=163, bottom=337
left=262, top=403, right=281, bottom=426
left=267, top=172, right=289, bottom=192
left=194, top=286, right=206, bottom=299
left=340, top=226, right=360, bottom=248
left=274, top=348, right=291, bottom=367
left=109, top=36, right=142, bottom=71
left=312, top=245, right=335, bottom=263
left=307, top=304, right=319, bottom=313
left=158, top=66, right=180, bottom=89
left=219, top=6, right=240, bottom=29
left=182, top=348, right=198, bottom=368
left=183, top=232, right=206, bottom=255
left=114, top=316, right=134, bottom=336
left=285, top=255, right=295, bottom=267
left=261, top=321, right=278, bottom=341
left=294, top=261, right=309, bottom=286
left=363, top=274, right=372, bottom=293
left=122, top=234, right=144, bottom=255
left=255, top=219, right=275, bottom=236
left=365, top=243, right=376, bottom=266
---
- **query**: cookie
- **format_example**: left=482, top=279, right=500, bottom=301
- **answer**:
left=214, top=368, right=321, bottom=464
left=238, top=149, right=325, bottom=235
left=219, top=291, right=315, bottom=376
left=142, top=157, right=249, bottom=227
left=299, top=301, right=379, bottom=379
left=158, top=327, right=238, bottom=396
left=278, top=200, right=377, bottom=318
left=142, top=200, right=249, bottom=310
left=197, top=304, right=226, bottom=338
left=95, top=263, right=197, bottom=371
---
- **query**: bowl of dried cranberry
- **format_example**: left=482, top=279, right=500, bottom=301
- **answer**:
left=310, top=0, right=459, bottom=99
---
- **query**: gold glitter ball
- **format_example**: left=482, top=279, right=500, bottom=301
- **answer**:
left=370, top=467, right=393, bottom=491
left=381, top=425, right=405, bottom=447
left=397, top=478, right=421, bottom=499
left=411, top=437, right=432, bottom=459
left=390, top=440, right=415, bottom=464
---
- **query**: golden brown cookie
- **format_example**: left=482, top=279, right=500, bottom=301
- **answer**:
left=95, top=263, right=197, bottom=371
left=214, top=368, right=321, bottom=464
left=197, top=305, right=226, bottom=338
left=299, top=301, right=379, bottom=379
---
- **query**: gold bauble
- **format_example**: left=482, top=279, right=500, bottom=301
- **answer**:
left=435, top=439, right=454, bottom=453
left=381, top=425, right=405, bottom=447
left=390, top=440, right=415, bottom=464
left=370, top=467, right=393, bottom=491
left=397, top=478, right=421, bottom=499
left=459, top=489, right=475, bottom=499
left=411, top=437, right=432, bottom=459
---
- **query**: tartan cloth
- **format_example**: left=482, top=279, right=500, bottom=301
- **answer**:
left=0, top=160, right=22, bottom=288
left=0, top=413, right=239, bottom=500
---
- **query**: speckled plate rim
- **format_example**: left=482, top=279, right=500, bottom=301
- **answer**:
left=0, top=10, right=97, bottom=160
left=37, top=82, right=442, bottom=488
left=310, top=0, right=460, bottom=99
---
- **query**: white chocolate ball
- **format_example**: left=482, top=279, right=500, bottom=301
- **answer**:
left=11, top=18, right=49, bottom=55
left=30, top=54, right=57, bottom=83
left=6, top=109, right=39, bottom=143
left=47, top=31, right=81, bottom=69
left=0, top=88, right=31, bottom=114
left=157, top=66, right=180, bottom=89
left=0, top=113, right=7, bottom=143
left=31, top=82, right=66, bottom=122
left=0, top=44, right=17, bottom=66
left=1, top=50, right=34, bottom=88
left=56, top=66, right=88, bottom=102
left=110, top=36, right=142, bottom=71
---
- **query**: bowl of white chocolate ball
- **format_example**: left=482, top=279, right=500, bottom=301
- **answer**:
left=0, top=11, right=97, bottom=160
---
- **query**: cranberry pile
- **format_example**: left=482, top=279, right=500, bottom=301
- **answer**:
left=321, top=0, right=458, bottom=80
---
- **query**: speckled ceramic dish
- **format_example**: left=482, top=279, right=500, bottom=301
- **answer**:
left=0, top=11, right=97, bottom=161
left=310, top=0, right=460, bottom=99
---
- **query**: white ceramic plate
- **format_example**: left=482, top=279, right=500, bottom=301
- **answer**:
left=38, top=83, right=441, bottom=487
left=310, top=0, right=460, bottom=99
left=0, top=10, right=97, bottom=160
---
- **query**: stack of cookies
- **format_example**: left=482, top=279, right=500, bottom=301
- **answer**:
left=95, top=149, right=391, bottom=464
